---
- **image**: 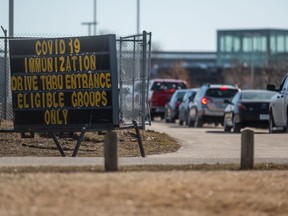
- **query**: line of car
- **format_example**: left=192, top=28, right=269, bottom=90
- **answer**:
left=148, top=77, right=288, bottom=133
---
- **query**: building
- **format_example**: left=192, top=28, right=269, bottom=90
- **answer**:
left=150, top=51, right=220, bottom=87
left=151, top=29, right=288, bottom=88
left=217, top=29, right=288, bottom=68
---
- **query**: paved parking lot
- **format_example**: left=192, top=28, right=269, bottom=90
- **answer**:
left=0, top=120, right=288, bottom=167
left=147, top=119, right=288, bottom=163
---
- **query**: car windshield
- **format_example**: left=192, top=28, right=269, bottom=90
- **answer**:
left=206, top=88, right=238, bottom=98
left=151, top=82, right=187, bottom=91
left=241, top=91, right=275, bottom=100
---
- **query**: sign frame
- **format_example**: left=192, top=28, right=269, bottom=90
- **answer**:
left=9, top=35, right=119, bottom=132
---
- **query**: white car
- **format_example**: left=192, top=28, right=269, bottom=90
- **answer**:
left=267, top=73, right=288, bottom=133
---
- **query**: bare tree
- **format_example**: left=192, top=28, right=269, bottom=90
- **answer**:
left=157, top=61, right=190, bottom=87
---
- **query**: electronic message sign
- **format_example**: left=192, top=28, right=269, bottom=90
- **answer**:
left=9, top=35, right=119, bottom=131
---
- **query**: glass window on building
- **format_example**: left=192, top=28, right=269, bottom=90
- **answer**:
left=219, top=35, right=238, bottom=53
left=243, top=36, right=252, bottom=52
left=286, top=35, right=288, bottom=52
left=253, top=36, right=267, bottom=52
left=277, top=35, right=285, bottom=53
left=260, top=36, right=267, bottom=52
left=270, top=35, right=277, bottom=53
left=225, top=35, right=233, bottom=52
left=220, top=36, right=225, bottom=52
left=233, top=36, right=240, bottom=52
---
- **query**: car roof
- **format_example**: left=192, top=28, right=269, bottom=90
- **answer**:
left=203, top=84, right=238, bottom=89
left=150, top=79, right=187, bottom=83
left=239, top=89, right=272, bottom=93
left=238, top=89, right=276, bottom=101
left=174, top=89, right=189, bottom=93
left=188, top=88, right=199, bottom=91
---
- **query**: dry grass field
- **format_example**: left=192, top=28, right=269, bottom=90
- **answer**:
left=0, top=168, right=287, bottom=216
left=0, top=120, right=288, bottom=215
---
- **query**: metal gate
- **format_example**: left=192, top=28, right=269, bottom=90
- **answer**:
left=117, top=31, right=152, bottom=129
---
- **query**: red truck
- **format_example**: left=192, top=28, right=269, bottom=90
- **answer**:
left=148, top=79, right=187, bottom=121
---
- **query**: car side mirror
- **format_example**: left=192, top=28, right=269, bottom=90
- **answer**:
left=267, top=84, right=276, bottom=91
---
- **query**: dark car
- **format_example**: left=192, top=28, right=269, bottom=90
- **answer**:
left=164, top=89, right=189, bottom=123
left=178, top=88, right=199, bottom=125
left=223, top=89, right=276, bottom=133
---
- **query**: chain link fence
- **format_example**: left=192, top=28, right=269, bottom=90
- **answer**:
left=0, top=31, right=151, bottom=129
left=0, top=35, right=12, bottom=120
left=118, top=31, right=151, bottom=129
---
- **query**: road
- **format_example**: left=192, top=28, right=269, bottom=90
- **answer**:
left=0, top=120, right=288, bottom=167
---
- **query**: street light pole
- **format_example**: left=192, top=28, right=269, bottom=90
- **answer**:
left=250, top=35, right=255, bottom=88
left=94, top=0, right=97, bottom=35
left=82, top=22, right=96, bottom=36
left=9, top=0, right=14, bottom=37
left=82, top=0, right=97, bottom=36
left=137, top=0, right=140, bottom=34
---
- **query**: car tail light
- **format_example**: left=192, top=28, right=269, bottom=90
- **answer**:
left=175, top=101, right=181, bottom=107
left=220, top=86, right=228, bottom=90
left=201, top=97, right=208, bottom=105
left=237, top=103, right=247, bottom=111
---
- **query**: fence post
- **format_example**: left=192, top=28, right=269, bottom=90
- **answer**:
left=104, top=131, right=118, bottom=171
left=1, top=26, right=7, bottom=119
left=241, top=129, right=254, bottom=169
left=141, top=31, right=147, bottom=130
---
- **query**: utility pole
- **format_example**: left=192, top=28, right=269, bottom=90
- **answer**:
left=9, top=0, right=14, bottom=37
left=94, top=0, right=97, bottom=35
left=137, top=0, right=140, bottom=34
left=82, top=22, right=96, bottom=36
left=250, top=35, right=255, bottom=88
left=82, top=0, right=97, bottom=36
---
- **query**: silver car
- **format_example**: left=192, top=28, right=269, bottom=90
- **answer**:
left=188, top=84, right=239, bottom=127
left=178, top=88, right=199, bottom=125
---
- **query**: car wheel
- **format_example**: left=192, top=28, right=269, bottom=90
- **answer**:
left=164, top=108, right=170, bottom=123
left=179, top=119, right=184, bottom=125
left=185, top=113, right=189, bottom=126
left=269, top=112, right=276, bottom=134
left=194, top=112, right=203, bottom=128
left=232, top=115, right=241, bottom=133
left=282, top=110, right=288, bottom=133
left=170, top=116, right=176, bottom=123
left=187, top=109, right=195, bottom=127
left=150, top=114, right=155, bottom=121
left=223, top=118, right=231, bottom=132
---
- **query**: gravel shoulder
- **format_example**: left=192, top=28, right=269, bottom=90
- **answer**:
left=0, top=120, right=180, bottom=157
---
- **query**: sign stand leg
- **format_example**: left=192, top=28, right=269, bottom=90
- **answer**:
left=72, top=130, right=86, bottom=157
left=51, top=133, right=66, bottom=157
left=132, top=120, right=145, bottom=157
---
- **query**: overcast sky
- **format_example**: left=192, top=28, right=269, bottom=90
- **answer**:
left=1, top=0, right=288, bottom=51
